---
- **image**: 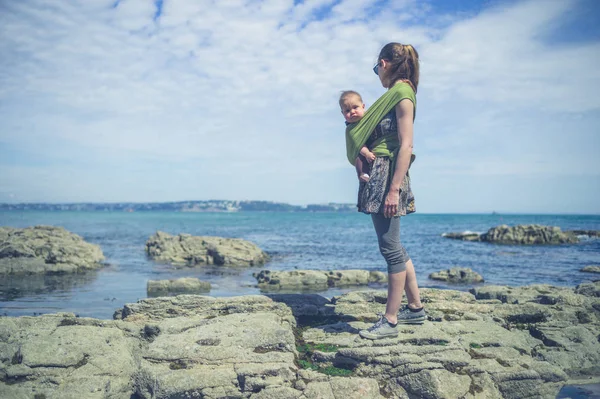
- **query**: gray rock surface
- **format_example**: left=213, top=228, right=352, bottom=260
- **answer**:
left=146, top=230, right=268, bottom=267
left=429, top=267, right=484, bottom=284
left=254, top=269, right=387, bottom=291
left=581, top=265, right=600, bottom=274
left=443, top=224, right=580, bottom=245
left=0, top=226, right=105, bottom=275
left=147, top=277, right=211, bottom=296
left=2, top=283, right=599, bottom=398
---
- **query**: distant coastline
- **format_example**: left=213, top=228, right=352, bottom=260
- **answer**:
left=0, top=200, right=357, bottom=213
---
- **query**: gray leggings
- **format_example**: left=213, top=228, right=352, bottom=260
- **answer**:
left=371, top=213, right=410, bottom=274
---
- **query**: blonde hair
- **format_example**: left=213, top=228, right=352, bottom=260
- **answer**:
left=378, top=43, right=419, bottom=93
left=339, top=90, right=363, bottom=107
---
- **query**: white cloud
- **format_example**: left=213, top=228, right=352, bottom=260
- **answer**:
left=0, top=0, right=598, bottom=212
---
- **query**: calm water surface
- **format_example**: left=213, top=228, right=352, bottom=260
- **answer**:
left=1, top=211, right=599, bottom=319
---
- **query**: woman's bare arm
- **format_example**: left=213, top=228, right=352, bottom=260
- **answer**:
left=383, top=99, right=414, bottom=217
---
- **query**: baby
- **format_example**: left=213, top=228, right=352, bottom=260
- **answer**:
left=339, top=90, right=375, bottom=182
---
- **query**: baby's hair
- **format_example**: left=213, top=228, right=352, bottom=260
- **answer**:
left=339, top=90, right=363, bottom=107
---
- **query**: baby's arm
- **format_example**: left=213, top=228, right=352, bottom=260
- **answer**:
left=355, top=157, right=370, bottom=182
left=359, top=146, right=376, bottom=162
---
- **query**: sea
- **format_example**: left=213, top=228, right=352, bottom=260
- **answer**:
left=1, top=211, right=599, bottom=320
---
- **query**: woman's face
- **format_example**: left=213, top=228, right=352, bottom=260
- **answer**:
left=376, top=59, right=388, bottom=88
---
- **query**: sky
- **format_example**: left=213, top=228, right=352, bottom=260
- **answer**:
left=0, top=0, right=599, bottom=213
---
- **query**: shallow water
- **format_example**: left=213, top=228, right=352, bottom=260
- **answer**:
left=1, top=211, right=599, bottom=319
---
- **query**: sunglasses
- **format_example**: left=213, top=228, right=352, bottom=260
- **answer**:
left=373, top=61, right=380, bottom=75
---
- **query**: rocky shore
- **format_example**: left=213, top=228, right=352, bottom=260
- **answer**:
left=0, top=226, right=104, bottom=274
left=1, top=281, right=598, bottom=398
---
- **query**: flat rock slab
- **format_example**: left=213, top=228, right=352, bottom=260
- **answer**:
left=254, top=269, right=387, bottom=291
left=2, top=283, right=599, bottom=398
left=147, top=277, right=211, bottom=296
left=429, top=267, right=484, bottom=284
left=0, top=225, right=105, bottom=275
left=146, top=231, right=268, bottom=267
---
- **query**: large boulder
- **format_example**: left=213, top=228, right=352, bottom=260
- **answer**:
left=145, top=231, right=268, bottom=267
left=481, top=224, right=578, bottom=245
left=429, top=267, right=484, bottom=284
left=0, top=226, right=104, bottom=274
left=147, top=277, right=211, bottom=296
left=254, top=269, right=387, bottom=291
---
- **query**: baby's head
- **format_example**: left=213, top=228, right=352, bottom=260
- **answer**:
left=339, top=90, right=365, bottom=123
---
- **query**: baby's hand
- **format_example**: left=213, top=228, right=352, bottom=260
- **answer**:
left=365, top=151, right=376, bottom=163
left=358, top=173, right=370, bottom=183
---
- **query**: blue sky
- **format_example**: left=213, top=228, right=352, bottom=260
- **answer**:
left=0, top=0, right=599, bottom=213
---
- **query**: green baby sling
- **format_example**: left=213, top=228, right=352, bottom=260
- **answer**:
left=345, top=82, right=416, bottom=169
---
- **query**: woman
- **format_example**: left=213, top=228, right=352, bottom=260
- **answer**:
left=357, top=42, right=425, bottom=340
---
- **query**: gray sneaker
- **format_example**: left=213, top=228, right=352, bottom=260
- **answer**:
left=359, top=314, right=398, bottom=340
left=397, top=305, right=426, bottom=324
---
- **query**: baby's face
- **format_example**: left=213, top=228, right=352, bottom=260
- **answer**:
left=340, top=95, right=365, bottom=123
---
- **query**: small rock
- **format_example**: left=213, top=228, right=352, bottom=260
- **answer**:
left=255, top=269, right=388, bottom=291
left=441, top=231, right=481, bottom=241
left=567, top=230, right=600, bottom=238
left=429, top=267, right=484, bottom=284
left=147, top=277, right=211, bottom=296
left=581, top=266, right=600, bottom=274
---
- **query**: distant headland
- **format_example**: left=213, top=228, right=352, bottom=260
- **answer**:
left=0, top=200, right=357, bottom=213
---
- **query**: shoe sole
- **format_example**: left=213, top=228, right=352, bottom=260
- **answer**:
left=359, top=331, right=399, bottom=340
left=396, top=317, right=426, bottom=325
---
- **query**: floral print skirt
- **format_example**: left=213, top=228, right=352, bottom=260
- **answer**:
left=357, top=156, right=415, bottom=216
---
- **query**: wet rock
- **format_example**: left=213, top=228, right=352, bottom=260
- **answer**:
left=145, top=230, right=268, bottom=267
left=581, top=265, right=600, bottom=274
left=567, top=230, right=600, bottom=238
left=147, top=277, right=211, bottom=296
left=429, top=267, right=484, bottom=284
left=481, top=224, right=578, bottom=245
left=441, top=231, right=481, bottom=241
left=0, top=226, right=105, bottom=275
left=442, top=225, right=582, bottom=245
left=254, top=269, right=387, bottom=291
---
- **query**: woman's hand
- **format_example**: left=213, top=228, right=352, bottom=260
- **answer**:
left=384, top=190, right=399, bottom=218
left=365, top=151, right=376, bottom=163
